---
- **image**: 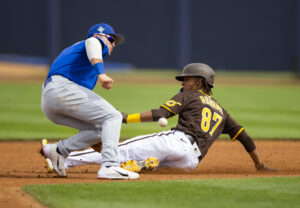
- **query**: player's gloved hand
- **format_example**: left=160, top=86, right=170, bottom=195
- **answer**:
left=256, top=162, right=278, bottom=172
left=91, top=142, right=102, bottom=153
left=122, top=112, right=128, bottom=124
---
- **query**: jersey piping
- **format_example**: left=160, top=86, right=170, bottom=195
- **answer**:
left=232, top=128, right=245, bottom=141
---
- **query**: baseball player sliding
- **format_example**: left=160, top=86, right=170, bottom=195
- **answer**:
left=43, top=63, right=277, bottom=173
left=40, top=23, right=139, bottom=179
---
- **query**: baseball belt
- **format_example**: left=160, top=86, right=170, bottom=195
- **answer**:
left=185, top=133, right=196, bottom=144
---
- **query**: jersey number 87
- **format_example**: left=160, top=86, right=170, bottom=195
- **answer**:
left=201, top=107, right=223, bottom=136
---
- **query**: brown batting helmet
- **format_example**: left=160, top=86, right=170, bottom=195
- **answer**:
left=175, top=63, right=215, bottom=87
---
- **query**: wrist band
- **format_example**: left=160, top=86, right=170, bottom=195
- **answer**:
left=93, top=62, right=104, bottom=74
left=127, top=113, right=141, bottom=123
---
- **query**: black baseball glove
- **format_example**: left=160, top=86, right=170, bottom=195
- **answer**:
left=121, top=112, right=128, bottom=124
left=91, top=142, right=102, bottom=153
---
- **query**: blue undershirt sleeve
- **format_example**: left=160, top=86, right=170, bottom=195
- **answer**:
left=93, top=62, right=104, bottom=74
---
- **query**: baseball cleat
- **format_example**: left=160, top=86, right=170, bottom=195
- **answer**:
left=40, top=139, right=66, bottom=177
left=45, top=158, right=54, bottom=173
left=97, top=166, right=139, bottom=180
left=40, top=139, right=49, bottom=158
left=42, top=138, right=48, bottom=147
left=121, top=157, right=159, bottom=173
left=41, top=139, right=54, bottom=173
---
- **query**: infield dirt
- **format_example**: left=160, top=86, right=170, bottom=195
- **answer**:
left=0, top=140, right=300, bottom=208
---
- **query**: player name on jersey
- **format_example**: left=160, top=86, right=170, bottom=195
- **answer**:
left=199, top=95, right=223, bottom=115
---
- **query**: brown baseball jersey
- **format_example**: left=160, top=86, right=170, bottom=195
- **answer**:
left=152, top=89, right=245, bottom=158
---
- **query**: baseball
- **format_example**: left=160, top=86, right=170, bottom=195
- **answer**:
left=158, top=117, right=168, bottom=127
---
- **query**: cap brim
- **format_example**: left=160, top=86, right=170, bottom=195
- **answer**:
left=111, top=34, right=125, bottom=45
left=175, top=75, right=214, bottom=87
left=175, top=74, right=198, bottom=81
left=175, top=75, right=184, bottom=81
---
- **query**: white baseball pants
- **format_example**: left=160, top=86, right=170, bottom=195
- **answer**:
left=65, top=130, right=201, bottom=170
left=41, top=75, right=122, bottom=167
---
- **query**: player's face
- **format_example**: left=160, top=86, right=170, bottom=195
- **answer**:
left=99, top=35, right=116, bottom=56
left=182, top=77, right=198, bottom=91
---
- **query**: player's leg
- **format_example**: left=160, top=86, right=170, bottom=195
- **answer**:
left=42, top=83, right=101, bottom=177
left=63, top=130, right=199, bottom=171
left=42, top=76, right=120, bottom=164
left=159, top=140, right=199, bottom=170
left=40, top=111, right=99, bottom=176
left=42, top=75, right=138, bottom=179
left=114, top=130, right=199, bottom=170
left=119, top=130, right=199, bottom=170
left=65, top=149, right=102, bottom=169
left=62, top=132, right=168, bottom=170
left=41, top=78, right=90, bottom=176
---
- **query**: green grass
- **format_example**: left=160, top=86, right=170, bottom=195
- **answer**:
left=0, top=72, right=300, bottom=140
left=214, top=85, right=300, bottom=139
left=0, top=83, right=77, bottom=139
left=23, top=177, right=300, bottom=208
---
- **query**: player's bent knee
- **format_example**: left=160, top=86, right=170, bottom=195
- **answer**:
left=101, top=110, right=122, bottom=126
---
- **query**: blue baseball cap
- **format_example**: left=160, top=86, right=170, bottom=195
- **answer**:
left=87, top=23, right=125, bottom=45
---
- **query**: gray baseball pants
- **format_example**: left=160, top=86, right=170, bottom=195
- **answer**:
left=41, top=75, right=121, bottom=166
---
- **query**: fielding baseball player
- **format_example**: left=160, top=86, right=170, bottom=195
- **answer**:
left=43, top=63, right=277, bottom=173
left=40, top=23, right=139, bottom=179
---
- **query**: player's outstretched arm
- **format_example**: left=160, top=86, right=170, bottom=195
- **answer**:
left=236, top=130, right=278, bottom=172
left=122, top=107, right=175, bottom=124
left=249, top=149, right=278, bottom=171
left=122, top=110, right=154, bottom=123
